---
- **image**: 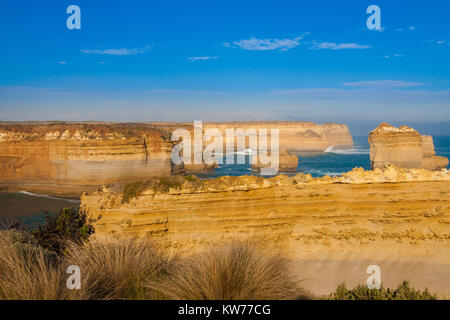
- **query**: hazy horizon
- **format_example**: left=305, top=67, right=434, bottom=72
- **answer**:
left=1, top=1, right=449, bottom=136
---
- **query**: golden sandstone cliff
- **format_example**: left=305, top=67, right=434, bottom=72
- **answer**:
left=0, top=121, right=353, bottom=195
left=150, top=121, right=353, bottom=173
left=81, top=164, right=450, bottom=296
left=2, top=121, right=450, bottom=295
left=0, top=123, right=174, bottom=197
left=82, top=164, right=450, bottom=239
left=148, top=121, right=354, bottom=153
left=369, top=123, right=449, bottom=171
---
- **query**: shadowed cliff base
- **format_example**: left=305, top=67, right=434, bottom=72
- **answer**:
left=0, top=121, right=353, bottom=197
left=0, top=231, right=440, bottom=300
left=80, top=164, right=450, bottom=297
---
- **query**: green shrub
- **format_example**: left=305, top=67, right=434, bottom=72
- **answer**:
left=121, top=176, right=204, bottom=203
left=122, top=181, right=143, bottom=203
left=184, top=174, right=199, bottom=183
left=32, top=208, right=99, bottom=256
left=155, top=176, right=185, bottom=193
left=326, top=281, right=437, bottom=300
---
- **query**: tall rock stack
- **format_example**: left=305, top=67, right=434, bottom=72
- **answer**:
left=368, top=123, right=449, bottom=170
left=251, top=149, right=298, bottom=172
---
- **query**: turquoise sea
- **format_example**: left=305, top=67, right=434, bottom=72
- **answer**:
left=1, top=136, right=449, bottom=226
left=208, top=136, right=450, bottom=178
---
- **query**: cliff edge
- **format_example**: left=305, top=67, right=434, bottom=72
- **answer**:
left=368, top=123, right=449, bottom=171
left=0, top=121, right=353, bottom=196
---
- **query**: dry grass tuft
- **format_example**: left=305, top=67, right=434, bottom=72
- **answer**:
left=65, top=237, right=176, bottom=299
left=150, top=241, right=306, bottom=300
left=0, top=230, right=69, bottom=300
left=0, top=232, right=307, bottom=300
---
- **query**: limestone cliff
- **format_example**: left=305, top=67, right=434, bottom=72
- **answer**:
left=369, top=123, right=449, bottom=170
left=0, top=121, right=353, bottom=195
left=252, top=149, right=298, bottom=172
left=0, top=123, right=174, bottom=197
left=82, top=164, right=450, bottom=240
left=81, top=165, right=450, bottom=295
left=149, top=121, right=354, bottom=153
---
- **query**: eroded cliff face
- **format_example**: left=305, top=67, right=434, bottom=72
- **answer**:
left=0, top=121, right=353, bottom=195
left=157, top=121, right=352, bottom=173
left=149, top=121, right=354, bottom=153
left=252, top=149, right=298, bottom=172
left=369, top=123, right=449, bottom=171
left=0, top=123, right=174, bottom=197
left=82, top=164, right=450, bottom=248
left=81, top=165, right=450, bottom=294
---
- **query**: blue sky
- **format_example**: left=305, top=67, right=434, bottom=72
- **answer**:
left=0, top=0, right=449, bottom=135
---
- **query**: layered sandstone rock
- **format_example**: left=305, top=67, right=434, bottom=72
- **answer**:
left=0, top=121, right=353, bottom=195
left=0, top=123, right=174, bottom=197
left=251, top=149, right=298, bottom=172
left=82, top=164, right=450, bottom=239
left=81, top=166, right=450, bottom=295
left=369, top=123, right=449, bottom=171
left=149, top=121, right=354, bottom=153
left=163, top=121, right=352, bottom=174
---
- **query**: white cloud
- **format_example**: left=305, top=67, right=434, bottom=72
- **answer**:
left=311, top=42, right=371, bottom=50
left=269, top=88, right=353, bottom=97
left=397, top=27, right=416, bottom=32
left=267, top=87, right=450, bottom=104
left=186, top=56, right=219, bottom=62
left=0, top=86, right=67, bottom=96
left=226, top=36, right=306, bottom=51
left=81, top=45, right=151, bottom=56
left=145, top=89, right=224, bottom=95
left=429, top=40, right=450, bottom=46
left=376, top=54, right=404, bottom=59
left=58, top=61, right=68, bottom=65
left=342, top=80, right=425, bottom=88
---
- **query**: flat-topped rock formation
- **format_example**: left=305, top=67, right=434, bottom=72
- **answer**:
left=369, top=123, right=449, bottom=171
left=207, top=121, right=354, bottom=152
left=0, top=121, right=353, bottom=196
left=148, top=121, right=354, bottom=153
left=252, top=149, right=298, bottom=172
left=82, top=164, right=450, bottom=238
left=81, top=165, right=450, bottom=296
left=0, top=123, right=174, bottom=197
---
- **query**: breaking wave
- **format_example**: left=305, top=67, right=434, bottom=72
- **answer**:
left=324, top=146, right=369, bottom=155
left=17, top=191, right=80, bottom=204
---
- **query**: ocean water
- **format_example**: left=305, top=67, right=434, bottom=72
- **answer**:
left=0, top=191, right=80, bottom=228
left=297, top=136, right=371, bottom=177
left=1, top=136, right=449, bottom=224
left=200, top=136, right=450, bottom=178
left=433, top=136, right=450, bottom=165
